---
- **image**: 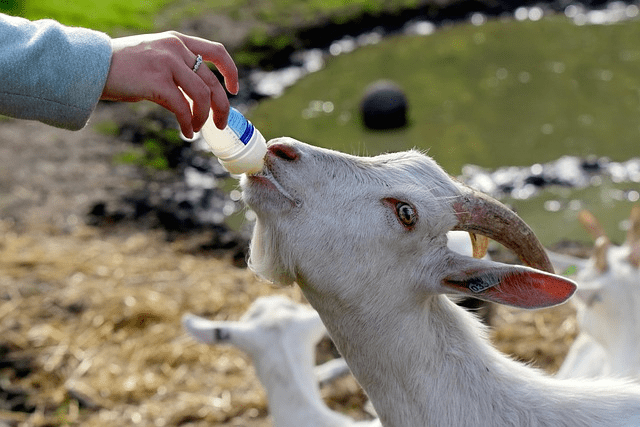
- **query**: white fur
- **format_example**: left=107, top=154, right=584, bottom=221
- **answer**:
left=241, top=138, right=640, bottom=427
left=446, top=230, right=490, bottom=258
left=551, top=209, right=640, bottom=380
left=183, top=296, right=380, bottom=427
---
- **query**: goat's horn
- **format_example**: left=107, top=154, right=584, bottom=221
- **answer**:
left=469, top=233, right=490, bottom=259
left=626, top=205, right=640, bottom=247
left=579, top=210, right=607, bottom=241
left=452, top=188, right=553, bottom=273
left=629, top=244, right=640, bottom=269
left=594, top=235, right=610, bottom=273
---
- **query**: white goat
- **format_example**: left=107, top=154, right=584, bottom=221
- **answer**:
left=240, top=137, right=640, bottom=427
left=183, top=295, right=380, bottom=427
left=184, top=232, right=478, bottom=426
left=552, top=207, right=640, bottom=379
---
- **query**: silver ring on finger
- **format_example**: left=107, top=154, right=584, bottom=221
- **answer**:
left=192, top=54, right=203, bottom=73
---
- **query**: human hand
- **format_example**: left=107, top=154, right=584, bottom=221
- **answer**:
left=101, top=31, right=239, bottom=138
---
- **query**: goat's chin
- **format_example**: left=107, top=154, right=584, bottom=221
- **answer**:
left=247, top=222, right=296, bottom=286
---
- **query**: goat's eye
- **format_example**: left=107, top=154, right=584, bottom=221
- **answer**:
left=396, top=202, right=417, bottom=227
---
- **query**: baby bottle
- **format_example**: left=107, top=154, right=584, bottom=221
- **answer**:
left=200, top=107, right=267, bottom=174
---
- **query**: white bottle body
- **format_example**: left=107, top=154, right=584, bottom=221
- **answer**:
left=200, top=107, right=267, bottom=174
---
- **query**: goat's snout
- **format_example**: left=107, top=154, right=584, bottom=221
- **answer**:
left=268, top=142, right=300, bottom=162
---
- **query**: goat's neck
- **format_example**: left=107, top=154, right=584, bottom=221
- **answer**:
left=253, top=337, right=354, bottom=427
left=300, top=289, right=542, bottom=427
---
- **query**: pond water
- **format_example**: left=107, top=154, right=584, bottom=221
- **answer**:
left=462, top=156, right=640, bottom=245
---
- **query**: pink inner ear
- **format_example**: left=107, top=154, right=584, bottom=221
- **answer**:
left=484, top=271, right=576, bottom=308
left=444, top=270, right=577, bottom=309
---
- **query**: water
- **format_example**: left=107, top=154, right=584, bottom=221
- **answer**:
left=460, top=156, right=640, bottom=201
left=460, top=156, right=640, bottom=245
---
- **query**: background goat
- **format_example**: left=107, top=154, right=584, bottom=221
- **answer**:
left=550, top=207, right=640, bottom=379
left=241, top=138, right=640, bottom=427
left=183, top=295, right=380, bottom=427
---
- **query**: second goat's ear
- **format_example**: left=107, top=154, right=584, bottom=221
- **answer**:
left=182, top=314, right=232, bottom=344
left=439, top=257, right=577, bottom=309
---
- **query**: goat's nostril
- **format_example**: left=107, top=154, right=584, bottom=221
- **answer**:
left=269, top=143, right=299, bottom=161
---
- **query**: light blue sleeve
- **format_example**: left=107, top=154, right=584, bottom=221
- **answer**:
left=0, top=14, right=113, bottom=130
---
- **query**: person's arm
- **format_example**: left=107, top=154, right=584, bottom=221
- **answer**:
left=0, top=14, right=239, bottom=135
left=0, top=13, right=112, bottom=130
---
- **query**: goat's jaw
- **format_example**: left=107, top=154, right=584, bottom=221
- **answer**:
left=242, top=166, right=300, bottom=210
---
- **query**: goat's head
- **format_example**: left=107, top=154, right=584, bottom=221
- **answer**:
left=241, top=138, right=576, bottom=310
left=183, top=295, right=325, bottom=357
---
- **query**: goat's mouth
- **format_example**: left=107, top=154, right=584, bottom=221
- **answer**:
left=247, top=166, right=300, bottom=206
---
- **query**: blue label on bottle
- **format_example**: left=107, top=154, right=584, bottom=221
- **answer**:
left=227, top=108, right=253, bottom=145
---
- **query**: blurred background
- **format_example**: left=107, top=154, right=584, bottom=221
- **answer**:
left=0, top=0, right=638, bottom=425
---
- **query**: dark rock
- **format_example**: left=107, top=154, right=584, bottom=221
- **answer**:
left=361, top=80, right=408, bottom=130
left=581, top=156, right=606, bottom=172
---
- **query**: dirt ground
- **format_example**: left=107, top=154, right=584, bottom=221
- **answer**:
left=0, top=105, right=580, bottom=426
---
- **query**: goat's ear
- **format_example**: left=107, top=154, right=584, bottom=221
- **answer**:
left=439, top=256, right=577, bottom=309
left=182, top=314, right=232, bottom=344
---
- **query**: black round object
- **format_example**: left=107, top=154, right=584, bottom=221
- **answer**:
left=360, top=80, right=408, bottom=130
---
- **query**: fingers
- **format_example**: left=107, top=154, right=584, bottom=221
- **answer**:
left=207, top=78, right=231, bottom=130
left=154, top=83, right=196, bottom=138
left=103, top=31, right=239, bottom=135
left=169, top=33, right=236, bottom=130
left=189, top=55, right=231, bottom=130
left=174, top=58, right=213, bottom=133
left=177, top=33, right=239, bottom=95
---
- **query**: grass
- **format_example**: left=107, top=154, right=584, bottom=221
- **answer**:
left=248, top=16, right=640, bottom=175
left=248, top=0, right=422, bottom=26
left=12, top=0, right=175, bottom=34
left=9, top=0, right=425, bottom=36
left=113, top=130, right=184, bottom=171
left=166, top=0, right=423, bottom=28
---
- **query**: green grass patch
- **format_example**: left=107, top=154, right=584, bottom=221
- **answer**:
left=248, top=16, right=640, bottom=175
left=114, top=144, right=171, bottom=171
left=94, top=119, right=120, bottom=136
left=6, top=0, right=434, bottom=67
left=249, top=0, right=420, bottom=26
left=112, top=113, right=184, bottom=171
left=14, top=0, right=175, bottom=34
